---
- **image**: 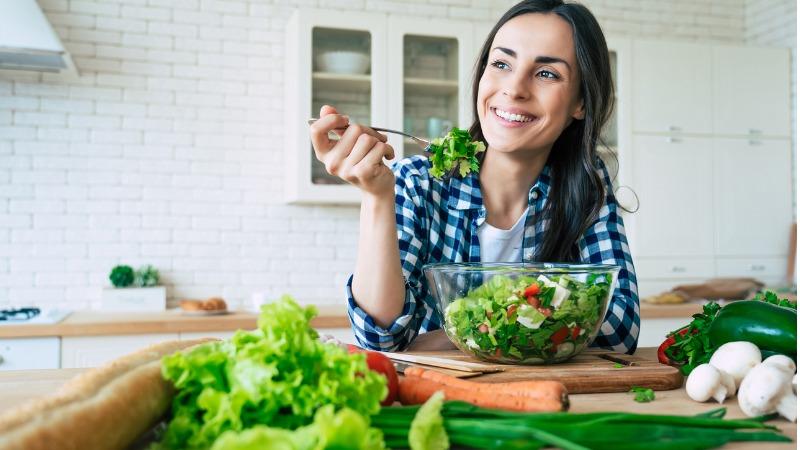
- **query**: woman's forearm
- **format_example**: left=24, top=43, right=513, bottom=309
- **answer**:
left=352, top=192, right=406, bottom=329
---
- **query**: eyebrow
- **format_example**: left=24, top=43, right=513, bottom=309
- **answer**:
left=492, top=46, right=572, bottom=71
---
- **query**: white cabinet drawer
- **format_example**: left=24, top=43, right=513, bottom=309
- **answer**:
left=0, top=337, right=60, bottom=371
left=61, top=333, right=179, bottom=368
left=636, top=259, right=716, bottom=280
left=715, top=258, right=786, bottom=279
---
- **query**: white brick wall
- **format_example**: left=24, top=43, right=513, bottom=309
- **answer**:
left=0, top=0, right=794, bottom=310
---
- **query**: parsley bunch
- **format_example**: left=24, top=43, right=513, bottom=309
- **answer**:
left=427, top=128, right=485, bottom=179
left=663, top=302, right=721, bottom=376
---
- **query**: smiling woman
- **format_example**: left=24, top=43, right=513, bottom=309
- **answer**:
left=308, top=0, right=639, bottom=356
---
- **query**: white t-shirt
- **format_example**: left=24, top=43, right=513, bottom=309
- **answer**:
left=477, top=207, right=528, bottom=262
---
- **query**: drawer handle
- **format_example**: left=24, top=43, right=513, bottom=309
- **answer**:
left=671, top=266, right=687, bottom=273
left=666, top=136, right=681, bottom=144
left=748, top=129, right=762, bottom=135
left=750, top=264, right=766, bottom=271
left=667, top=126, right=681, bottom=132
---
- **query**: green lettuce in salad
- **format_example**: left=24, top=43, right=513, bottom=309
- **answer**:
left=427, top=128, right=485, bottom=179
left=153, top=295, right=387, bottom=449
left=443, top=273, right=612, bottom=363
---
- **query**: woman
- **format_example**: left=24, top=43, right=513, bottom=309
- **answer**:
left=309, top=0, right=639, bottom=354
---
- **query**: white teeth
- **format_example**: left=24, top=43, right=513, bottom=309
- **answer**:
left=494, top=108, right=533, bottom=123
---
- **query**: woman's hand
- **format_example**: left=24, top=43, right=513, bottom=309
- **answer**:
left=309, top=105, right=396, bottom=198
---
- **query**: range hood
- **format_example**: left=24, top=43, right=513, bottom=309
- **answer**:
left=0, top=0, right=76, bottom=73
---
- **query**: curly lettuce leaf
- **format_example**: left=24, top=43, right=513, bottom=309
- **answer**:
left=156, top=295, right=387, bottom=450
left=209, top=405, right=385, bottom=450
left=428, top=128, right=485, bottom=179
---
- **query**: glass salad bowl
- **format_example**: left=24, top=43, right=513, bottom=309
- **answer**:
left=423, top=263, right=620, bottom=364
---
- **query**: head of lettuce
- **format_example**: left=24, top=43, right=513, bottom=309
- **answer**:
left=151, top=295, right=387, bottom=450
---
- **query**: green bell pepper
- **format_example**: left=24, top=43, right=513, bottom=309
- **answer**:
left=707, top=300, right=797, bottom=360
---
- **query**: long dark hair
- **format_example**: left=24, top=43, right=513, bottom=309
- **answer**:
left=468, top=0, right=614, bottom=262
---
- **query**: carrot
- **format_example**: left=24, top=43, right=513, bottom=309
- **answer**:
left=398, top=375, right=568, bottom=412
left=404, top=366, right=568, bottom=402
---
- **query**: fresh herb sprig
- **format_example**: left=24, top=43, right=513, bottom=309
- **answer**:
left=753, top=290, right=797, bottom=310
left=663, top=301, right=721, bottom=376
left=630, top=386, right=656, bottom=403
left=427, top=128, right=485, bottom=179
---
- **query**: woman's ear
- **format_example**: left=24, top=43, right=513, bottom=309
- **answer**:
left=572, top=99, right=585, bottom=120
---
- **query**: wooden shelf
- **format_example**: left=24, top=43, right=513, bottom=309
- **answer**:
left=404, top=77, right=458, bottom=95
left=313, top=72, right=371, bottom=92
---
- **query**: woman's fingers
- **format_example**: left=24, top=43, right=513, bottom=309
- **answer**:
left=309, top=113, right=349, bottom=159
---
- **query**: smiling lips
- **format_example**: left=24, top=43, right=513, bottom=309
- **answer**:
left=491, top=107, right=537, bottom=126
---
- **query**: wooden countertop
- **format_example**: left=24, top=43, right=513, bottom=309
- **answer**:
left=0, top=301, right=783, bottom=338
left=0, top=306, right=350, bottom=338
left=0, top=348, right=793, bottom=448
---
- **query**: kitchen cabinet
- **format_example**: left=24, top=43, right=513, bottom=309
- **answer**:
left=0, top=337, right=60, bottom=371
left=285, top=9, right=472, bottom=204
left=629, top=134, right=715, bottom=258
left=632, top=40, right=713, bottom=135
left=712, top=138, right=793, bottom=256
left=285, top=9, right=388, bottom=204
left=61, top=333, right=179, bottom=368
left=712, top=45, right=791, bottom=137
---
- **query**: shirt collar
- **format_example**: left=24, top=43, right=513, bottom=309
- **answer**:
left=447, top=164, right=552, bottom=211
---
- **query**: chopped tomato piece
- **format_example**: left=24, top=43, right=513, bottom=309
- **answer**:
left=571, top=326, right=581, bottom=340
left=523, top=283, right=540, bottom=298
left=506, top=304, right=518, bottom=316
left=526, top=296, right=541, bottom=308
left=537, top=307, right=552, bottom=317
left=551, top=326, right=570, bottom=345
left=478, top=324, right=489, bottom=333
left=494, top=348, right=503, bottom=357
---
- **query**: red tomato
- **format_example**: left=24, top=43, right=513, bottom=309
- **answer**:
left=527, top=296, right=541, bottom=308
left=347, top=345, right=399, bottom=406
left=550, top=326, right=570, bottom=345
left=537, top=307, right=552, bottom=317
left=657, top=327, right=691, bottom=365
left=571, top=326, right=581, bottom=340
left=523, top=283, right=541, bottom=298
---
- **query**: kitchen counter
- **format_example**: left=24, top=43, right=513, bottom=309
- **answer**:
left=0, top=303, right=711, bottom=339
left=0, top=348, right=793, bottom=448
left=0, top=306, right=350, bottom=338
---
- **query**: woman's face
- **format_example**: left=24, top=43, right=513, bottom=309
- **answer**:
left=477, top=13, right=585, bottom=156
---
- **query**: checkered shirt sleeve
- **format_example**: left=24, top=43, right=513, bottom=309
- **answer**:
left=579, top=163, right=640, bottom=354
left=345, top=159, right=440, bottom=351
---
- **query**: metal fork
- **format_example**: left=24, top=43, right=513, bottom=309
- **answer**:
left=307, top=118, right=431, bottom=150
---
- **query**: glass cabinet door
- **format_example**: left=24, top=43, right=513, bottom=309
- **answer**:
left=401, top=35, right=460, bottom=158
left=599, top=49, right=619, bottom=186
left=310, top=27, right=372, bottom=186
left=387, top=17, right=473, bottom=162
left=285, top=9, right=387, bottom=204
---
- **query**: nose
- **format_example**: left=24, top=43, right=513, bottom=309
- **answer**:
left=502, top=70, right=531, bottom=100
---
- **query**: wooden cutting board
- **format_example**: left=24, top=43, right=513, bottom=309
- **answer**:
left=400, top=349, right=683, bottom=394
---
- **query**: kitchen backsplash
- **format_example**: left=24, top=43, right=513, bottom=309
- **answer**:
left=0, top=0, right=795, bottom=310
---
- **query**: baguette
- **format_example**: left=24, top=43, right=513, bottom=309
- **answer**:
left=0, top=338, right=217, bottom=450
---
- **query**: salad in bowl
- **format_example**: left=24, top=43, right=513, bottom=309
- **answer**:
left=423, top=263, right=619, bottom=364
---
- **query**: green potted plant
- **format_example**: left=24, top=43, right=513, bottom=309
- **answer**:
left=101, top=264, right=166, bottom=311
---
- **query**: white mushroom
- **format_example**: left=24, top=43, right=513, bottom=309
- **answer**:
left=738, top=361, right=797, bottom=422
left=761, top=354, right=796, bottom=375
left=709, top=341, right=762, bottom=388
left=686, top=363, right=736, bottom=404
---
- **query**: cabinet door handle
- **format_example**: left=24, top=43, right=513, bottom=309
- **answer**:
left=750, top=264, right=766, bottom=271
left=666, top=136, right=681, bottom=143
left=670, top=266, right=687, bottom=273
left=748, top=139, right=761, bottom=146
left=748, top=129, right=762, bottom=135
left=667, top=126, right=681, bottom=132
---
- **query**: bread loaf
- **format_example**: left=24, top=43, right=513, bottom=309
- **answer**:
left=0, top=338, right=216, bottom=450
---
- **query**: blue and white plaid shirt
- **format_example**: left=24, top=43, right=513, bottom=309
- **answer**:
left=346, top=155, right=640, bottom=354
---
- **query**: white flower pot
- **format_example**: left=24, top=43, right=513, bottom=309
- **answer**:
left=101, top=286, right=166, bottom=312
